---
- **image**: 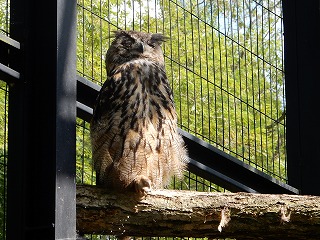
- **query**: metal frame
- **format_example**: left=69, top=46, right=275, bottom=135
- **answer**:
left=283, top=0, right=320, bottom=195
left=5, top=0, right=77, bottom=239
left=0, top=33, right=20, bottom=83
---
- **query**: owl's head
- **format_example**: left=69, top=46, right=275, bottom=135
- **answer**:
left=105, top=30, right=166, bottom=75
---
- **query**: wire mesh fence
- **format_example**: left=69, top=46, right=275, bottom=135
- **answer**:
left=76, top=1, right=285, bottom=238
left=0, top=83, right=8, bottom=240
left=0, top=0, right=286, bottom=239
left=76, top=0, right=286, bottom=190
left=0, top=0, right=10, bottom=238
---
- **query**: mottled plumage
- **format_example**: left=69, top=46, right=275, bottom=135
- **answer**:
left=90, top=30, right=188, bottom=196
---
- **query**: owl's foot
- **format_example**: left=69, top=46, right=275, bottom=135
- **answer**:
left=133, top=175, right=151, bottom=197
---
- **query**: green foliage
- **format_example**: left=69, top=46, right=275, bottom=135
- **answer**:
left=76, top=119, right=96, bottom=185
left=0, top=83, right=8, bottom=240
left=0, top=2, right=11, bottom=238
left=0, top=0, right=9, bottom=34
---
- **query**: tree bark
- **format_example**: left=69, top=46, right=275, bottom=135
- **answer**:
left=76, top=185, right=320, bottom=239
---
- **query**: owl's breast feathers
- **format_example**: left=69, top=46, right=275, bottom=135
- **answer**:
left=91, top=59, right=175, bottom=134
left=90, top=59, right=188, bottom=188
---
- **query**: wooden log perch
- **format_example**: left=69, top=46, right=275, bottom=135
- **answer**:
left=76, top=185, right=320, bottom=239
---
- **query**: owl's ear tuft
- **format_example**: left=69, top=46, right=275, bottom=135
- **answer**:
left=151, top=33, right=168, bottom=44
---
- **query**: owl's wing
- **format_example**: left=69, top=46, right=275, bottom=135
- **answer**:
left=90, top=72, right=126, bottom=185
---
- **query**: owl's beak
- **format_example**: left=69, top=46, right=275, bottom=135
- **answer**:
left=136, top=42, right=144, bottom=53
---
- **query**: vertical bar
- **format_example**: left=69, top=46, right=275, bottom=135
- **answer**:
left=7, top=0, right=77, bottom=239
left=56, top=0, right=77, bottom=239
left=283, top=0, right=320, bottom=195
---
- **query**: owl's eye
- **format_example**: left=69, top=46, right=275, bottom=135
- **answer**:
left=147, top=41, right=156, bottom=48
left=122, top=38, right=135, bottom=49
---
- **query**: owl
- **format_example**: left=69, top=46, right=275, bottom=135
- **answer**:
left=90, top=30, right=188, bottom=197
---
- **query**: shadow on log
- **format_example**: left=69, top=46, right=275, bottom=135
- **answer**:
left=76, top=185, right=320, bottom=239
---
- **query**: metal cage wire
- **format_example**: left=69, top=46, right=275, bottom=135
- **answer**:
left=0, top=0, right=10, bottom=238
left=0, top=83, right=8, bottom=240
left=76, top=0, right=287, bottom=190
left=0, top=0, right=286, bottom=239
left=75, top=1, right=286, bottom=236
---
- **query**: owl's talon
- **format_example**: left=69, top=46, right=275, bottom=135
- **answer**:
left=133, top=175, right=152, bottom=197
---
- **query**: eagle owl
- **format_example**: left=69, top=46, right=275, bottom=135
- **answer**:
left=90, top=30, right=188, bottom=196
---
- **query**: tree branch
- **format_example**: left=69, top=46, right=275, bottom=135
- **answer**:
left=76, top=185, right=320, bottom=239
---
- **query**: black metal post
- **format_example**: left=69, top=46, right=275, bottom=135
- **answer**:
left=7, top=0, right=77, bottom=239
left=283, top=0, right=320, bottom=195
